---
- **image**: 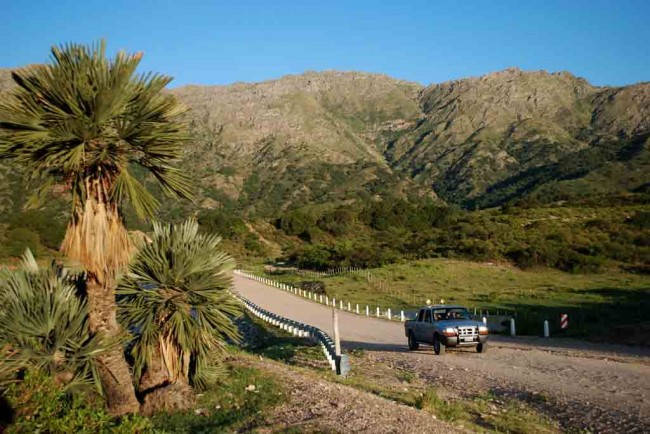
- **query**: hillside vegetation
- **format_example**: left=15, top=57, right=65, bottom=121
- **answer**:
left=0, top=66, right=648, bottom=272
left=170, top=67, right=649, bottom=213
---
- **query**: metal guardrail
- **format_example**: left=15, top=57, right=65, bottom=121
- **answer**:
left=234, top=290, right=348, bottom=375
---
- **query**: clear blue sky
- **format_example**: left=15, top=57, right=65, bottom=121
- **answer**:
left=1, top=0, right=648, bottom=88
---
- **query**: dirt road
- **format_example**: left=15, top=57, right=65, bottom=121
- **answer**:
left=234, top=275, right=650, bottom=432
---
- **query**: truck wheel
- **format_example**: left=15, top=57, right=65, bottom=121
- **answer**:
left=408, top=332, right=419, bottom=351
left=477, top=342, right=488, bottom=353
left=433, top=334, right=446, bottom=355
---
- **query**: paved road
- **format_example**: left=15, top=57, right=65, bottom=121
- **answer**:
left=234, top=274, right=650, bottom=432
left=235, top=275, right=405, bottom=348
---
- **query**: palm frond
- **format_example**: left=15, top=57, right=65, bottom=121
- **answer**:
left=118, top=219, right=240, bottom=388
left=0, top=40, right=193, bottom=221
left=0, top=250, right=109, bottom=393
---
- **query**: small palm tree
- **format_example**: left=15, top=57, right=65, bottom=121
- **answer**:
left=0, top=41, right=191, bottom=414
left=118, top=220, right=240, bottom=411
left=0, top=250, right=107, bottom=392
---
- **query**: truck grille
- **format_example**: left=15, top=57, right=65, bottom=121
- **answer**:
left=458, top=326, right=477, bottom=336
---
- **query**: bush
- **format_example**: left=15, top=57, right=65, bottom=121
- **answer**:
left=2, top=228, right=42, bottom=257
left=275, top=209, right=317, bottom=236
left=0, top=252, right=105, bottom=390
left=197, top=210, right=248, bottom=239
left=1, top=370, right=151, bottom=434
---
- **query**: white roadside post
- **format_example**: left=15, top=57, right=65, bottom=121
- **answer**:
left=510, top=318, right=516, bottom=337
left=366, top=305, right=369, bottom=316
left=348, top=302, right=351, bottom=311
left=544, top=320, right=550, bottom=338
left=376, top=307, right=380, bottom=317
left=400, top=311, right=405, bottom=321
left=356, top=304, right=359, bottom=314
left=340, top=300, right=343, bottom=310
left=333, top=309, right=341, bottom=358
left=387, top=308, right=392, bottom=320
left=482, top=317, right=487, bottom=325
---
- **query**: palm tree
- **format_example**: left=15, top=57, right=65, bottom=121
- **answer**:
left=0, top=250, right=107, bottom=392
left=118, top=219, right=240, bottom=413
left=0, top=41, right=192, bottom=415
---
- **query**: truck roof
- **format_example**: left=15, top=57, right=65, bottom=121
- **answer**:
left=423, top=305, right=467, bottom=309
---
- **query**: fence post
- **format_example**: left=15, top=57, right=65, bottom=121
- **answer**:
left=544, top=320, right=550, bottom=338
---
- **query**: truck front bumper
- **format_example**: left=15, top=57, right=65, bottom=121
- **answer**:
left=442, top=335, right=488, bottom=347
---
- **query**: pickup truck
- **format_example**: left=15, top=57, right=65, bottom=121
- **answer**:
left=404, top=305, right=488, bottom=355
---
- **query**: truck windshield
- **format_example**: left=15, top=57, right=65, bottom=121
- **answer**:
left=434, top=308, right=471, bottom=320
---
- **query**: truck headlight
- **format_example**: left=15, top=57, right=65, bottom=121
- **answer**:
left=443, top=327, right=456, bottom=337
left=478, top=326, right=489, bottom=335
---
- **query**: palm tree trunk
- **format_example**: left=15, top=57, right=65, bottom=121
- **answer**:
left=86, top=276, right=140, bottom=415
left=61, top=182, right=140, bottom=416
left=139, top=343, right=194, bottom=415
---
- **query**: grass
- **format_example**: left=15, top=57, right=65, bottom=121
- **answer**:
left=239, top=311, right=330, bottom=367
left=250, top=258, right=649, bottom=342
left=149, top=362, right=287, bottom=433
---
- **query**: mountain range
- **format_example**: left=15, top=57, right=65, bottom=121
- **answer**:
left=1, top=66, right=648, bottom=216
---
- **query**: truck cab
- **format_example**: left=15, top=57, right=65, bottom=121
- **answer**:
left=404, top=305, right=488, bottom=355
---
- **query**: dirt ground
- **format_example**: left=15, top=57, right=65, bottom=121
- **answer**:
left=239, top=356, right=464, bottom=433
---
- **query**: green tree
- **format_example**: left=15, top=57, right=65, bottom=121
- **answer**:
left=0, top=41, right=192, bottom=415
left=117, top=220, right=240, bottom=414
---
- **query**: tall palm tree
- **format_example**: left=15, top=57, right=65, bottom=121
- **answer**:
left=118, top=219, right=240, bottom=413
left=0, top=41, right=192, bottom=415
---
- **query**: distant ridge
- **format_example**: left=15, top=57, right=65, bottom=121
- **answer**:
left=1, top=67, right=648, bottom=213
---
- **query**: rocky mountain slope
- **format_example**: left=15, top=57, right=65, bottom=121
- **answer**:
left=1, top=66, right=648, bottom=215
left=170, top=67, right=648, bottom=212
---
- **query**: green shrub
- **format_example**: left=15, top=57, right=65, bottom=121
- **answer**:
left=1, top=370, right=152, bottom=434
left=0, top=251, right=106, bottom=390
left=3, top=228, right=42, bottom=257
